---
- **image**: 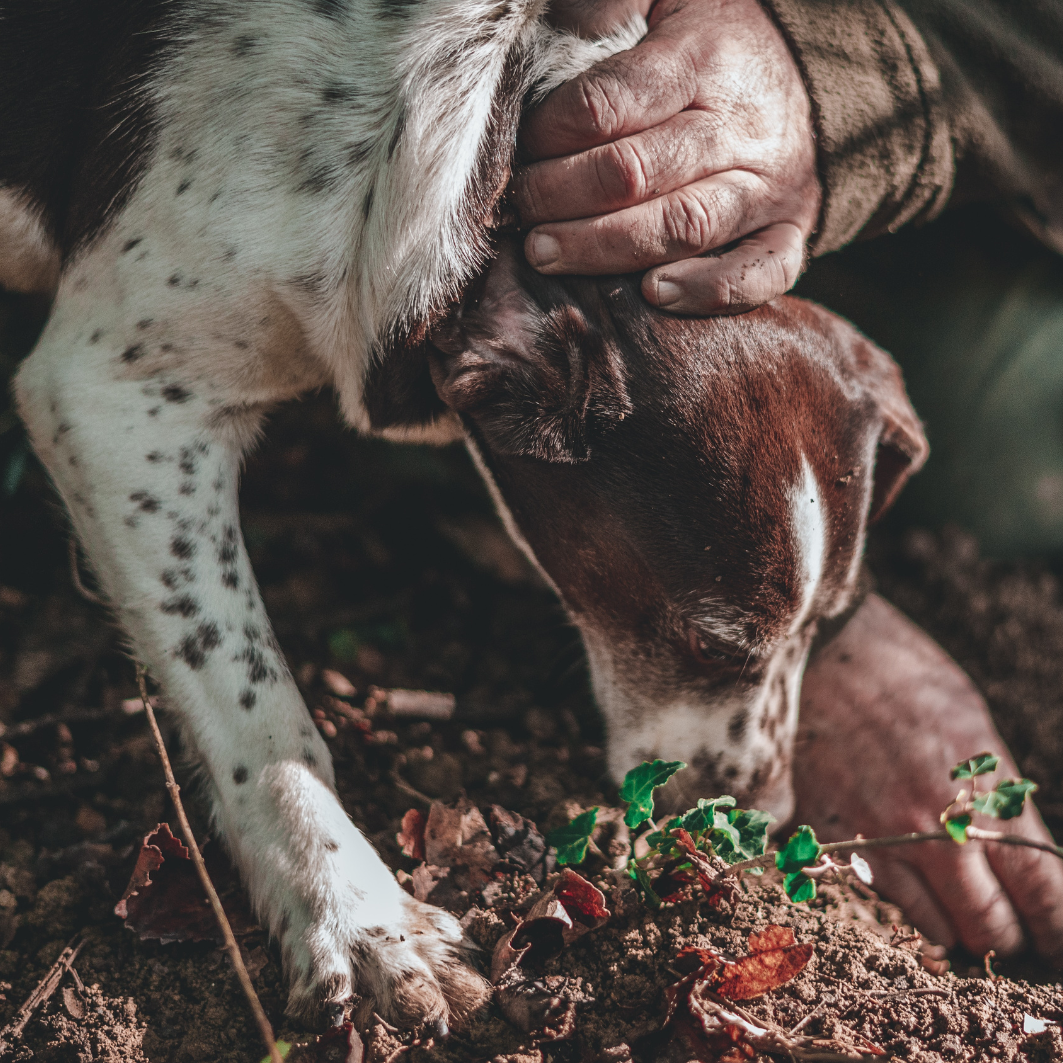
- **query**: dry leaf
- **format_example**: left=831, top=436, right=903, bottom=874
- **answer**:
left=713, top=926, right=814, bottom=1001
left=114, top=824, right=254, bottom=943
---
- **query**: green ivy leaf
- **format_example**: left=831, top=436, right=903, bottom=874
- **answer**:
left=547, top=807, right=598, bottom=866
left=783, top=870, right=816, bottom=903
left=971, top=779, right=1038, bottom=820
left=726, top=808, right=773, bottom=861
left=950, top=752, right=999, bottom=780
left=775, top=825, right=821, bottom=874
left=672, top=796, right=736, bottom=835
left=619, top=760, right=687, bottom=829
left=945, top=813, right=971, bottom=843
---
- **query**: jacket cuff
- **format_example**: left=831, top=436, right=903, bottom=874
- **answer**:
left=760, top=0, right=954, bottom=253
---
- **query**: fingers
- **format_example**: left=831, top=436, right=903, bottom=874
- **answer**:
left=521, top=36, right=699, bottom=160
left=863, top=853, right=955, bottom=948
left=515, top=110, right=735, bottom=227
left=985, top=808, right=1063, bottom=965
left=643, top=222, right=806, bottom=315
left=524, top=171, right=762, bottom=275
left=869, top=840, right=1027, bottom=959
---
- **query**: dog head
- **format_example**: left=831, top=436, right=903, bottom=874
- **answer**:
left=378, top=240, right=927, bottom=822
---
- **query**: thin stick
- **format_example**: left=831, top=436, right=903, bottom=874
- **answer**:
left=0, top=934, right=84, bottom=1053
left=136, top=666, right=284, bottom=1063
left=721, top=828, right=1063, bottom=877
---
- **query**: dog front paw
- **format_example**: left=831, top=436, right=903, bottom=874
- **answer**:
left=283, top=889, right=489, bottom=1032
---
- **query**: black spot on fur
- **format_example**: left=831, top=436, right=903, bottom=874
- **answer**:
left=231, top=34, right=257, bottom=56
left=160, top=568, right=182, bottom=590
left=218, top=526, right=238, bottom=565
left=321, top=80, right=356, bottom=105
left=303, top=749, right=318, bottom=768
left=137, top=318, right=153, bottom=330
left=161, top=594, right=199, bottom=617
left=178, top=447, right=197, bottom=475
left=312, top=0, right=346, bottom=18
left=243, top=624, right=261, bottom=644
left=387, top=106, right=406, bottom=160
left=324, top=839, right=339, bottom=852
left=168, top=274, right=182, bottom=286
left=122, top=239, right=142, bottom=254
left=90, top=330, right=103, bottom=344
left=170, top=536, right=195, bottom=559
left=176, top=622, right=222, bottom=670
left=122, top=344, right=144, bottom=363
left=233, top=765, right=248, bottom=784
left=239, top=689, right=256, bottom=710
left=176, top=179, right=191, bottom=195
left=129, top=490, right=160, bottom=513
left=146, top=451, right=165, bottom=463
left=179, top=481, right=195, bottom=496
left=236, top=643, right=279, bottom=686
left=162, top=384, right=191, bottom=404
left=222, top=569, right=239, bottom=589
left=148, top=407, right=161, bottom=417
left=233, top=339, right=249, bottom=350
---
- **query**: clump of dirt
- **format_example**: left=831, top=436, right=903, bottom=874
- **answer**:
left=1, top=289, right=1062, bottom=1061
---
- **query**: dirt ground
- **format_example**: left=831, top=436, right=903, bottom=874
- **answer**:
left=1, top=290, right=1062, bottom=1061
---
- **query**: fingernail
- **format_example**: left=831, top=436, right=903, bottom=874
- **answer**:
left=654, top=280, right=681, bottom=306
left=526, top=231, right=560, bottom=269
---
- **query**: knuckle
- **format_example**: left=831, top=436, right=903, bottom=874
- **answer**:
left=662, top=190, right=714, bottom=255
left=603, top=140, right=652, bottom=204
left=578, top=74, right=624, bottom=142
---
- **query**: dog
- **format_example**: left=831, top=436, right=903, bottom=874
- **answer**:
left=1, top=0, right=926, bottom=1031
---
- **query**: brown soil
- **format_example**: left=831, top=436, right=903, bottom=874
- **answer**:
left=1, top=291, right=1062, bottom=1061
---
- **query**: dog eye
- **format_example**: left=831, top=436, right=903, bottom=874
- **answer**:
left=686, top=625, right=741, bottom=667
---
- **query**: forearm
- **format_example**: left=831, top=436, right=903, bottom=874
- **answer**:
left=762, top=0, right=1063, bottom=254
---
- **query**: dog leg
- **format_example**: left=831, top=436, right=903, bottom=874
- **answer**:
left=14, top=293, right=487, bottom=1028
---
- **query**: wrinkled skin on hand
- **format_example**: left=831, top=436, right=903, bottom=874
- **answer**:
left=796, top=594, right=1063, bottom=965
left=519, top=0, right=821, bottom=314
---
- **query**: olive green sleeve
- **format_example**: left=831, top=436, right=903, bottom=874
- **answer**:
left=760, top=0, right=1063, bottom=256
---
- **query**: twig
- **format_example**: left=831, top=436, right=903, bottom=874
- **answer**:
left=136, top=666, right=284, bottom=1063
left=0, top=933, right=84, bottom=1053
left=68, top=536, right=105, bottom=605
left=722, top=829, right=1063, bottom=877
left=389, top=767, right=433, bottom=807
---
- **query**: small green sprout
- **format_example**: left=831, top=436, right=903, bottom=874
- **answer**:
left=943, top=755, right=1038, bottom=840
left=950, top=752, right=999, bottom=780
left=775, top=824, right=822, bottom=902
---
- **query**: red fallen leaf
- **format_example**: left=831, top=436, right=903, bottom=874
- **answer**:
left=554, top=868, right=609, bottom=931
left=290, top=1020, right=364, bottom=1062
left=712, top=926, right=814, bottom=1001
left=397, top=808, right=426, bottom=862
left=115, top=823, right=254, bottom=943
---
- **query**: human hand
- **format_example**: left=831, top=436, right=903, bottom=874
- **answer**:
left=517, top=0, right=821, bottom=315
left=796, top=594, right=1063, bottom=965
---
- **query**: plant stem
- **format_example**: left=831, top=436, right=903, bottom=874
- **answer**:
left=136, top=666, right=284, bottom=1063
left=721, top=828, right=1063, bottom=877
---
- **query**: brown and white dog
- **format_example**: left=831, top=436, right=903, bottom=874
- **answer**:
left=1, top=0, right=925, bottom=1031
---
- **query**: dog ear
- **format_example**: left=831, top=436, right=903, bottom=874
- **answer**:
left=846, top=331, right=929, bottom=521
left=428, top=247, right=632, bottom=463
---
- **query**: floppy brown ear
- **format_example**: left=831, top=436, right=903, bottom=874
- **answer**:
left=847, top=331, right=929, bottom=521
left=428, top=243, right=631, bottom=463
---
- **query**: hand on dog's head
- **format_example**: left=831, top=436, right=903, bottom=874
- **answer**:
left=376, top=237, right=927, bottom=819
